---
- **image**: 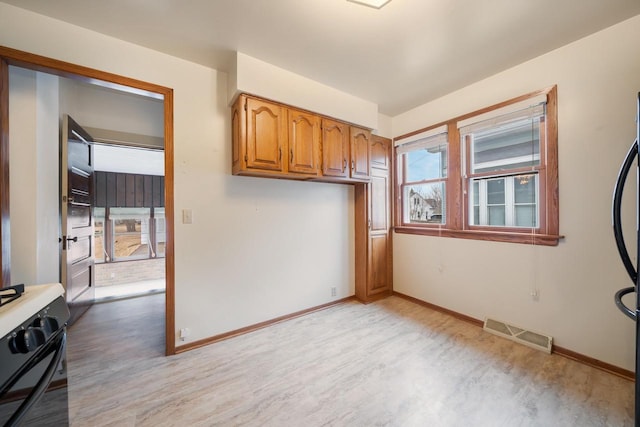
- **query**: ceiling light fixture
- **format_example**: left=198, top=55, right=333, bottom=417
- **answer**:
left=347, top=0, right=392, bottom=9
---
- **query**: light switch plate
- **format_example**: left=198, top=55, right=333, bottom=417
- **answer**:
left=182, top=209, right=193, bottom=224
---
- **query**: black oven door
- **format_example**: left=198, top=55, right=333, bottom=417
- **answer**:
left=0, top=328, right=69, bottom=426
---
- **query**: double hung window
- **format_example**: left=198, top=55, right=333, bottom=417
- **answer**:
left=462, top=101, right=545, bottom=230
left=394, top=86, right=559, bottom=245
left=396, top=126, right=448, bottom=226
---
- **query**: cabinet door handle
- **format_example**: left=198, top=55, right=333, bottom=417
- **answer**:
left=351, top=160, right=355, bottom=171
left=290, top=149, right=293, bottom=163
left=279, top=148, right=282, bottom=161
left=343, top=159, right=347, bottom=172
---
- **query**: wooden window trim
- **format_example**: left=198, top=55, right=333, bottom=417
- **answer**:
left=394, top=86, right=561, bottom=246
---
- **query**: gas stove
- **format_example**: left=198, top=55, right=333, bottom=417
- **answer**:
left=0, top=283, right=69, bottom=426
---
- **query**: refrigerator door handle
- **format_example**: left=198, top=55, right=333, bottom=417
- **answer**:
left=615, top=286, right=637, bottom=320
left=612, top=138, right=638, bottom=284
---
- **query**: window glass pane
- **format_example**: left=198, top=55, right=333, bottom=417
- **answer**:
left=472, top=181, right=479, bottom=205
left=471, top=117, right=540, bottom=173
left=515, top=205, right=536, bottom=228
left=111, top=207, right=151, bottom=260
left=470, top=175, right=538, bottom=228
left=405, top=144, right=447, bottom=182
left=488, top=206, right=505, bottom=226
left=514, top=173, right=538, bottom=228
left=514, top=174, right=536, bottom=204
left=471, top=181, right=480, bottom=225
left=404, top=182, right=445, bottom=224
left=94, top=207, right=105, bottom=263
left=154, top=208, right=166, bottom=258
left=487, top=178, right=505, bottom=205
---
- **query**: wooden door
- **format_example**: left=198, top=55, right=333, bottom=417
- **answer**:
left=61, top=115, right=95, bottom=325
left=246, top=97, right=286, bottom=172
left=350, top=126, right=371, bottom=181
left=288, top=109, right=320, bottom=175
left=321, top=119, right=349, bottom=178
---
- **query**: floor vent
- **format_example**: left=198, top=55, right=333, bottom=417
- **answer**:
left=483, top=318, right=553, bottom=354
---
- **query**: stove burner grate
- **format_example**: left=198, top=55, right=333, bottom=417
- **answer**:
left=0, top=284, right=24, bottom=307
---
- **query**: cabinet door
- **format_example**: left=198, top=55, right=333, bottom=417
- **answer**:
left=321, top=119, right=349, bottom=178
left=246, top=97, right=286, bottom=172
left=350, top=126, right=371, bottom=180
left=368, top=171, right=391, bottom=294
left=288, top=109, right=320, bottom=175
left=355, top=135, right=392, bottom=302
left=370, top=133, right=389, bottom=169
left=231, top=96, right=244, bottom=175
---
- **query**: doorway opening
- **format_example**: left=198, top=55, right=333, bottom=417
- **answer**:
left=0, top=46, right=176, bottom=355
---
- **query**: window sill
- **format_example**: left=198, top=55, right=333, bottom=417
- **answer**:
left=393, top=226, right=562, bottom=246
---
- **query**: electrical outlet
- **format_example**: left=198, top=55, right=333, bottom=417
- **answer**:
left=331, top=287, right=337, bottom=297
left=179, top=328, right=190, bottom=341
left=531, top=289, right=540, bottom=301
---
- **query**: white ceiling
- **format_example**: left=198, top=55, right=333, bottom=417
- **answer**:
left=3, top=0, right=640, bottom=115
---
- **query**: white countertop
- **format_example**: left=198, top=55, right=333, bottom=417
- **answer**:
left=0, top=283, right=65, bottom=338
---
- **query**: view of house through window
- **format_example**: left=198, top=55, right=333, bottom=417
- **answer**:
left=397, top=129, right=448, bottom=225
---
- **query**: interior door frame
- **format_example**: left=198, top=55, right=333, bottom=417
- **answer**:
left=0, top=46, right=176, bottom=355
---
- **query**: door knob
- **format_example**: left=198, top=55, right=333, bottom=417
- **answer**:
left=66, top=236, right=78, bottom=243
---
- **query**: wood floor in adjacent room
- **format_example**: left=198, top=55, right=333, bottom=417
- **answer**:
left=67, top=294, right=633, bottom=426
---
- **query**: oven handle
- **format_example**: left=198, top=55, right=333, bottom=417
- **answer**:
left=4, top=328, right=66, bottom=427
left=0, top=327, right=65, bottom=399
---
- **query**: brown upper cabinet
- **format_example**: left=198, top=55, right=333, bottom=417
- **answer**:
left=321, top=118, right=349, bottom=179
left=349, top=126, right=371, bottom=182
left=232, top=94, right=371, bottom=183
left=233, top=96, right=287, bottom=176
left=288, top=108, right=321, bottom=176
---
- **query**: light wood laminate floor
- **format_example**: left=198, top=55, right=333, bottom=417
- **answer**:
left=67, top=294, right=634, bottom=426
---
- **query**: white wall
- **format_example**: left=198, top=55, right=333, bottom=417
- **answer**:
left=0, top=3, right=354, bottom=347
left=59, top=78, right=164, bottom=138
left=375, top=113, right=392, bottom=139
left=392, top=15, right=640, bottom=371
left=231, top=52, right=379, bottom=130
left=9, top=67, right=60, bottom=285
